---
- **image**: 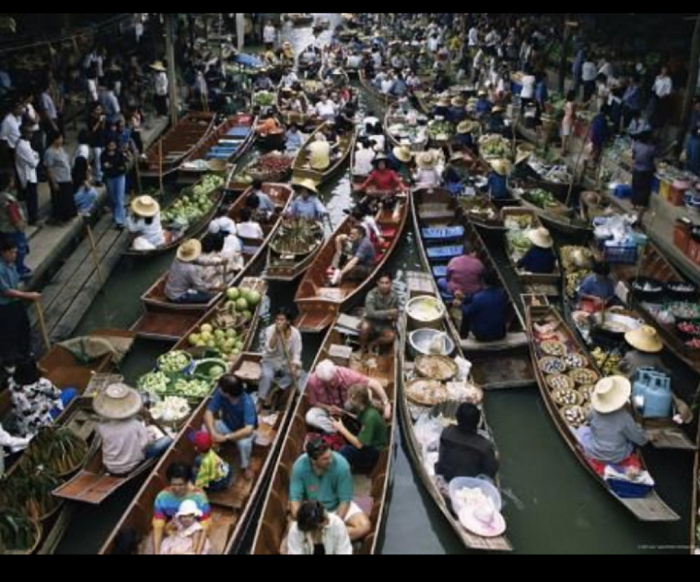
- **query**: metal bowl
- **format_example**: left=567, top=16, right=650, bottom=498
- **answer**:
left=409, top=329, right=456, bottom=357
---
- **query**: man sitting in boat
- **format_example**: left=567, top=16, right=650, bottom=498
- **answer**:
left=437, top=241, right=485, bottom=301
left=356, top=154, right=408, bottom=199
left=360, top=273, right=399, bottom=354
left=414, top=151, right=443, bottom=189
left=306, top=360, right=392, bottom=434
left=94, top=384, right=173, bottom=477
left=193, top=233, right=228, bottom=290
left=287, top=500, right=352, bottom=555
left=152, top=462, right=212, bottom=555
left=435, top=403, right=499, bottom=483
left=459, top=270, right=508, bottom=343
left=209, top=216, right=244, bottom=273
left=332, top=384, right=388, bottom=474
left=258, top=308, right=304, bottom=413
left=236, top=208, right=264, bottom=240
left=577, top=261, right=616, bottom=312
left=255, top=112, right=282, bottom=137
left=127, top=196, right=166, bottom=252
left=483, top=159, right=510, bottom=200
left=204, top=375, right=258, bottom=481
left=353, top=138, right=377, bottom=177
left=253, top=69, right=274, bottom=92
left=517, top=228, right=557, bottom=274
left=289, top=438, right=371, bottom=542
left=288, top=179, right=329, bottom=221
left=350, top=205, right=385, bottom=252
left=331, top=225, right=377, bottom=286
left=307, top=133, right=333, bottom=172
left=285, top=123, right=305, bottom=153
left=315, top=94, right=338, bottom=124
left=165, top=240, right=216, bottom=304
left=247, top=180, right=276, bottom=221
left=575, top=377, right=652, bottom=468
left=281, top=68, right=299, bottom=89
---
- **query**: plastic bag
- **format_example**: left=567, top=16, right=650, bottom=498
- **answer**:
left=454, top=357, right=473, bottom=382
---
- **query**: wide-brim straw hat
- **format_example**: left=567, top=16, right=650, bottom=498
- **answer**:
left=93, top=383, right=143, bottom=421
left=451, top=96, right=467, bottom=108
left=527, top=227, right=554, bottom=249
left=177, top=239, right=203, bottom=263
left=625, top=326, right=664, bottom=354
left=293, top=178, right=319, bottom=195
left=591, top=376, right=632, bottom=414
left=457, top=121, right=477, bottom=135
left=150, top=61, right=167, bottom=73
left=489, top=159, right=511, bottom=176
left=131, top=195, right=161, bottom=218
left=437, top=96, right=451, bottom=108
left=393, top=146, right=413, bottom=163
left=417, top=151, right=436, bottom=169
left=491, top=105, right=505, bottom=114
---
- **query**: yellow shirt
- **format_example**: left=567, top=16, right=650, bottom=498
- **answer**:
left=308, top=141, right=331, bottom=171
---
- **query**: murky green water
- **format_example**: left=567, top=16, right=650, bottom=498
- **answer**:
left=58, top=14, right=695, bottom=555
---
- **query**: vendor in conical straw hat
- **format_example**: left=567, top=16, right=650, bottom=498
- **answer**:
left=483, top=159, right=511, bottom=201
left=128, top=195, right=165, bottom=252
left=516, top=228, right=557, bottom=274
left=575, top=376, right=652, bottom=465
left=165, top=240, right=216, bottom=304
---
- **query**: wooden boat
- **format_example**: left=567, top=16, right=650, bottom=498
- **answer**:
left=289, top=13, right=315, bottom=27
left=359, top=69, right=399, bottom=105
left=526, top=302, right=679, bottom=522
left=177, top=114, right=257, bottom=184
left=399, top=271, right=513, bottom=551
left=266, top=219, right=325, bottom=282
left=140, top=112, right=217, bottom=179
left=251, top=317, right=396, bottom=555
left=501, top=206, right=562, bottom=294
left=99, top=352, right=297, bottom=555
left=384, top=101, right=429, bottom=152
left=123, top=177, right=225, bottom=259
left=132, top=185, right=293, bottom=342
left=295, top=195, right=411, bottom=333
left=276, top=84, right=317, bottom=129
left=411, top=190, right=534, bottom=390
left=297, top=43, right=323, bottom=77
left=292, top=122, right=356, bottom=186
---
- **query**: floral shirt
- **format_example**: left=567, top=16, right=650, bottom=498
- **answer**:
left=10, top=378, right=62, bottom=438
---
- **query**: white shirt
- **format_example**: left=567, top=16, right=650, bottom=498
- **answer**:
left=520, top=75, right=536, bottom=99
left=653, top=75, right=673, bottom=99
left=14, top=138, right=40, bottom=188
left=598, top=62, right=613, bottom=79
left=372, top=53, right=382, bottom=68
left=369, top=134, right=385, bottom=152
left=155, top=72, right=168, bottom=96
left=237, top=221, right=264, bottom=240
left=468, top=27, right=479, bottom=47
left=24, top=103, right=40, bottom=132
left=316, top=101, right=337, bottom=122
left=263, top=25, right=276, bottom=44
left=354, top=147, right=376, bottom=176
left=72, top=144, right=90, bottom=167
left=0, top=113, right=21, bottom=149
left=380, top=79, right=395, bottom=95
left=287, top=514, right=353, bottom=556
left=414, top=167, right=441, bottom=189
left=127, top=215, right=166, bottom=248
left=582, top=62, right=597, bottom=83
left=281, top=72, right=298, bottom=88
left=428, top=37, right=440, bottom=53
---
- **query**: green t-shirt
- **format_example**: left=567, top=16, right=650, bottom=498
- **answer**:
left=290, top=452, right=354, bottom=512
left=358, top=406, right=388, bottom=451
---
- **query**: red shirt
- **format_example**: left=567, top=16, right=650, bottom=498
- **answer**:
left=307, top=367, right=370, bottom=408
left=359, top=169, right=404, bottom=192
left=447, top=255, right=485, bottom=297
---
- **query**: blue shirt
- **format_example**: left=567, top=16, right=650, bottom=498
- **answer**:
left=289, top=196, right=328, bottom=221
left=447, top=107, right=468, bottom=124
left=207, top=390, right=257, bottom=432
left=623, top=86, right=641, bottom=112
left=254, top=190, right=275, bottom=214
left=463, top=288, right=508, bottom=343
left=286, top=131, right=304, bottom=152
left=518, top=246, right=556, bottom=274
left=486, top=172, right=508, bottom=200
left=536, top=81, right=548, bottom=104
left=0, top=259, right=20, bottom=305
left=476, top=99, right=492, bottom=115
left=590, top=114, right=609, bottom=147
left=289, top=453, right=354, bottom=512
left=352, top=237, right=376, bottom=267
left=578, top=275, right=615, bottom=301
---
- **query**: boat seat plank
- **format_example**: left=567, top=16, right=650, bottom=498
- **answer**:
left=461, top=332, right=530, bottom=351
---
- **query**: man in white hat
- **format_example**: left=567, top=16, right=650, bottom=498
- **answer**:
left=95, top=384, right=172, bottom=476
left=127, top=195, right=166, bottom=251
left=150, top=61, right=169, bottom=118
left=576, top=376, right=650, bottom=465
left=165, top=240, right=215, bottom=304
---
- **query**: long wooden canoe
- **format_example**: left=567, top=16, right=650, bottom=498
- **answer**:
left=359, top=69, right=399, bottom=106
left=411, top=189, right=534, bottom=390
left=132, top=185, right=293, bottom=342
left=140, top=112, right=217, bottom=179
left=526, top=303, right=679, bottom=522
left=292, top=122, right=356, bottom=186
left=266, top=219, right=325, bottom=283
left=384, top=102, right=429, bottom=152
left=251, top=318, right=396, bottom=555
left=399, top=271, right=513, bottom=551
left=177, top=114, right=257, bottom=184
left=295, top=195, right=411, bottom=333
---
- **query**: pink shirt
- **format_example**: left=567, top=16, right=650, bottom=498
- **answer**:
left=447, top=255, right=485, bottom=297
left=307, top=367, right=369, bottom=408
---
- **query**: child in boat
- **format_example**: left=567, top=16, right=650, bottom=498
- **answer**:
left=192, top=431, right=234, bottom=492
left=160, top=500, right=212, bottom=555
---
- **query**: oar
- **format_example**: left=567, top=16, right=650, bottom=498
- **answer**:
left=35, top=301, right=51, bottom=353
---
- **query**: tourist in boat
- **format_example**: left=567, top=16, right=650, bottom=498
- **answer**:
left=255, top=112, right=282, bottom=137
left=517, top=228, right=557, bottom=274
left=152, top=463, right=212, bottom=556
left=356, top=154, right=408, bottom=197
left=306, top=360, right=392, bottom=433
left=208, top=215, right=244, bottom=273
left=287, top=500, right=353, bottom=556
left=246, top=180, right=276, bottom=221
left=413, top=151, right=442, bottom=189
left=333, top=384, right=388, bottom=474
left=258, top=308, right=303, bottom=412
left=353, top=138, right=377, bottom=177
left=236, top=208, right=264, bottom=240
left=285, top=123, right=305, bottom=153
left=93, top=383, right=173, bottom=476
left=307, top=132, right=332, bottom=172
left=290, top=438, right=371, bottom=542
left=316, top=94, right=338, bottom=123
left=438, top=242, right=485, bottom=300
left=165, top=240, right=216, bottom=304
left=577, top=261, right=616, bottom=310
left=460, top=270, right=508, bottom=343
left=350, top=205, right=385, bottom=252
left=9, top=357, right=78, bottom=438
left=483, top=159, right=510, bottom=200
left=288, top=179, right=329, bottom=221
left=127, top=195, right=166, bottom=251
left=331, top=225, right=377, bottom=285
left=160, top=500, right=213, bottom=555
left=194, top=233, right=228, bottom=289
left=576, top=376, right=650, bottom=465
left=360, top=273, right=400, bottom=354
left=435, top=403, right=499, bottom=482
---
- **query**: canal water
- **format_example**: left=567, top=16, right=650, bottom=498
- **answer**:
left=57, top=14, right=694, bottom=555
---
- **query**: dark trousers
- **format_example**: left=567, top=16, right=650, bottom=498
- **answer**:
left=0, top=302, right=32, bottom=366
left=20, top=182, right=39, bottom=225
left=154, top=94, right=168, bottom=117
left=339, top=444, right=380, bottom=474
left=51, top=182, right=78, bottom=223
